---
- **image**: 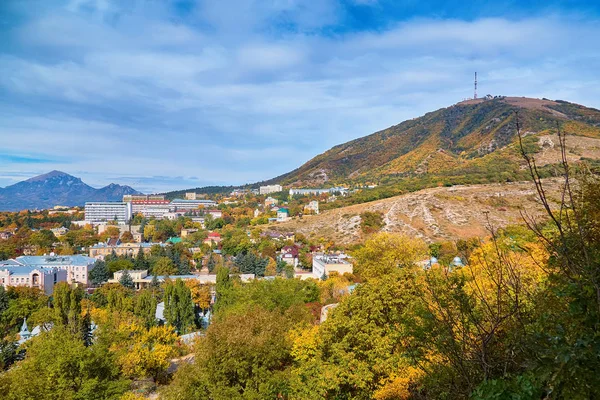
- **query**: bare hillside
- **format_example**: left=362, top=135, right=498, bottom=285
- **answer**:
left=272, top=180, right=563, bottom=244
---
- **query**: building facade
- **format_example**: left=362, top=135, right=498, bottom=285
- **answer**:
left=289, top=187, right=348, bottom=196
left=85, top=202, right=132, bottom=222
left=170, top=198, right=218, bottom=211
left=277, top=208, right=290, bottom=222
left=89, top=241, right=159, bottom=258
left=259, top=185, right=283, bottom=195
left=123, top=194, right=165, bottom=202
left=15, top=255, right=96, bottom=285
left=312, top=253, right=353, bottom=279
left=0, top=260, right=67, bottom=295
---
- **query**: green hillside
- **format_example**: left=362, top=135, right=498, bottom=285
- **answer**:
left=272, top=97, right=600, bottom=188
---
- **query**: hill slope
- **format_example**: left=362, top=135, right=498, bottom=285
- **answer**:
left=272, top=179, right=563, bottom=243
left=0, top=171, right=141, bottom=211
left=272, top=97, right=600, bottom=187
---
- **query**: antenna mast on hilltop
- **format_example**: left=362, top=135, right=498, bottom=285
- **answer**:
left=474, top=72, right=478, bottom=99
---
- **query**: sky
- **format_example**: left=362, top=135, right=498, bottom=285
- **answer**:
left=1, top=0, right=599, bottom=193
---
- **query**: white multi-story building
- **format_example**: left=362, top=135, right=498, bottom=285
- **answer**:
left=130, top=200, right=173, bottom=218
left=85, top=202, right=132, bottom=222
left=259, top=184, right=283, bottom=195
left=123, top=194, right=165, bottom=202
left=170, top=198, right=217, bottom=211
left=0, top=260, right=66, bottom=295
left=15, top=255, right=97, bottom=285
left=289, top=187, right=348, bottom=196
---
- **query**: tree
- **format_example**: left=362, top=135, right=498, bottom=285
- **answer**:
left=265, top=258, right=277, bottom=276
left=149, top=275, right=160, bottom=290
left=134, top=290, right=157, bottom=329
left=153, top=257, right=177, bottom=276
left=291, top=271, right=420, bottom=399
left=120, top=231, right=134, bottom=243
left=0, top=286, right=8, bottom=318
left=80, top=310, right=93, bottom=347
left=178, top=257, right=191, bottom=275
left=119, top=325, right=178, bottom=383
left=214, top=266, right=232, bottom=313
left=161, top=307, right=295, bottom=400
left=53, top=282, right=83, bottom=331
left=89, top=260, right=110, bottom=286
left=163, top=279, right=195, bottom=334
left=133, top=248, right=148, bottom=270
left=28, top=230, right=57, bottom=250
left=207, top=253, right=217, bottom=273
left=119, top=270, right=135, bottom=290
left=353, top=232, right=428, bottom=279
left=0, top=327, right=130, bottom=400
left=107, top=258, right=134, bottom=274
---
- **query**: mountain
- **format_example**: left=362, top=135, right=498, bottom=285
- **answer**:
left=271, top=97, right=600, bottom=188
left=0, top=171, right=141, bottom=211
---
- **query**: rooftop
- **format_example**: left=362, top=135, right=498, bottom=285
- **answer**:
left=16, top=255, right=96, bottom=265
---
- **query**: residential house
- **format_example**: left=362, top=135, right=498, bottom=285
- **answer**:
left=0, top=230, right=14, bottom=240
left=264, top=197, right=278, bottom=208
left=277, top=208, right=290, bottom=222
left=203, top=232, right=222, bottom=246
left=50, top=226, right=69, bottom=237
left=304, top=200, right=319, bottom=215
left=261, top=231, right=295, bottom=242
left=280, top=245, right=299, bottom=267
left=181, top=228, right=198, bottom=238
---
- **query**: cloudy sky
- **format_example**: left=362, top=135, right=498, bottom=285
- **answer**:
left=1, top=0, right=599, bottom=193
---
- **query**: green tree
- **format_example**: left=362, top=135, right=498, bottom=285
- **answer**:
left=53, top=282, right=83, bottom=330
left=107, top=258, right=133, bottom=274
left=119, top=270, right=135, bottom=290
left=134, top=290, right=158, bottom=329
left=161, top=307, right=295, bottom=400
left=153, top=257, right=177, bottom=276
left=0, top=327, right=130, bottom=400
left=163, top=279, right=194, bottom=334
left=207, top=253, right=216, bottom=273
left=89, top=260, right=110, bottom=286
left=28, top=229, right=57, bottom=249
left=133, top=249, right=148, bottom=270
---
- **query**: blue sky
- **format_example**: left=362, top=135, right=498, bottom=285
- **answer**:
left=1, top=0, right=599, bottom=193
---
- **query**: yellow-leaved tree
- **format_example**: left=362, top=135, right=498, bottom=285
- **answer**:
left=353, top=232, right=428, bottom=279
left=119, top=325, right=178, bottom=383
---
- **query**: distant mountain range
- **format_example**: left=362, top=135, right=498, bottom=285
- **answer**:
left=0, top=171, right=141, bottom=211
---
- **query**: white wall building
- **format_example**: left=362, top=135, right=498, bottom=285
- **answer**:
left=312, top=253, right=353, bottom=279
left=170, top=198, right=218, bottom=211
left=15, top=255, right=96, bottom=285
left=289, top=187, right=348, bottom=196
left=259, top=184, right=283, bottom=195
left=305, top=200, right=320, bottom=214
left=85, top=202, right=132, bottom=222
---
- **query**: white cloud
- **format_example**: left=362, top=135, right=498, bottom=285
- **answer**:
left=1, top=1, right=599, bottom=191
